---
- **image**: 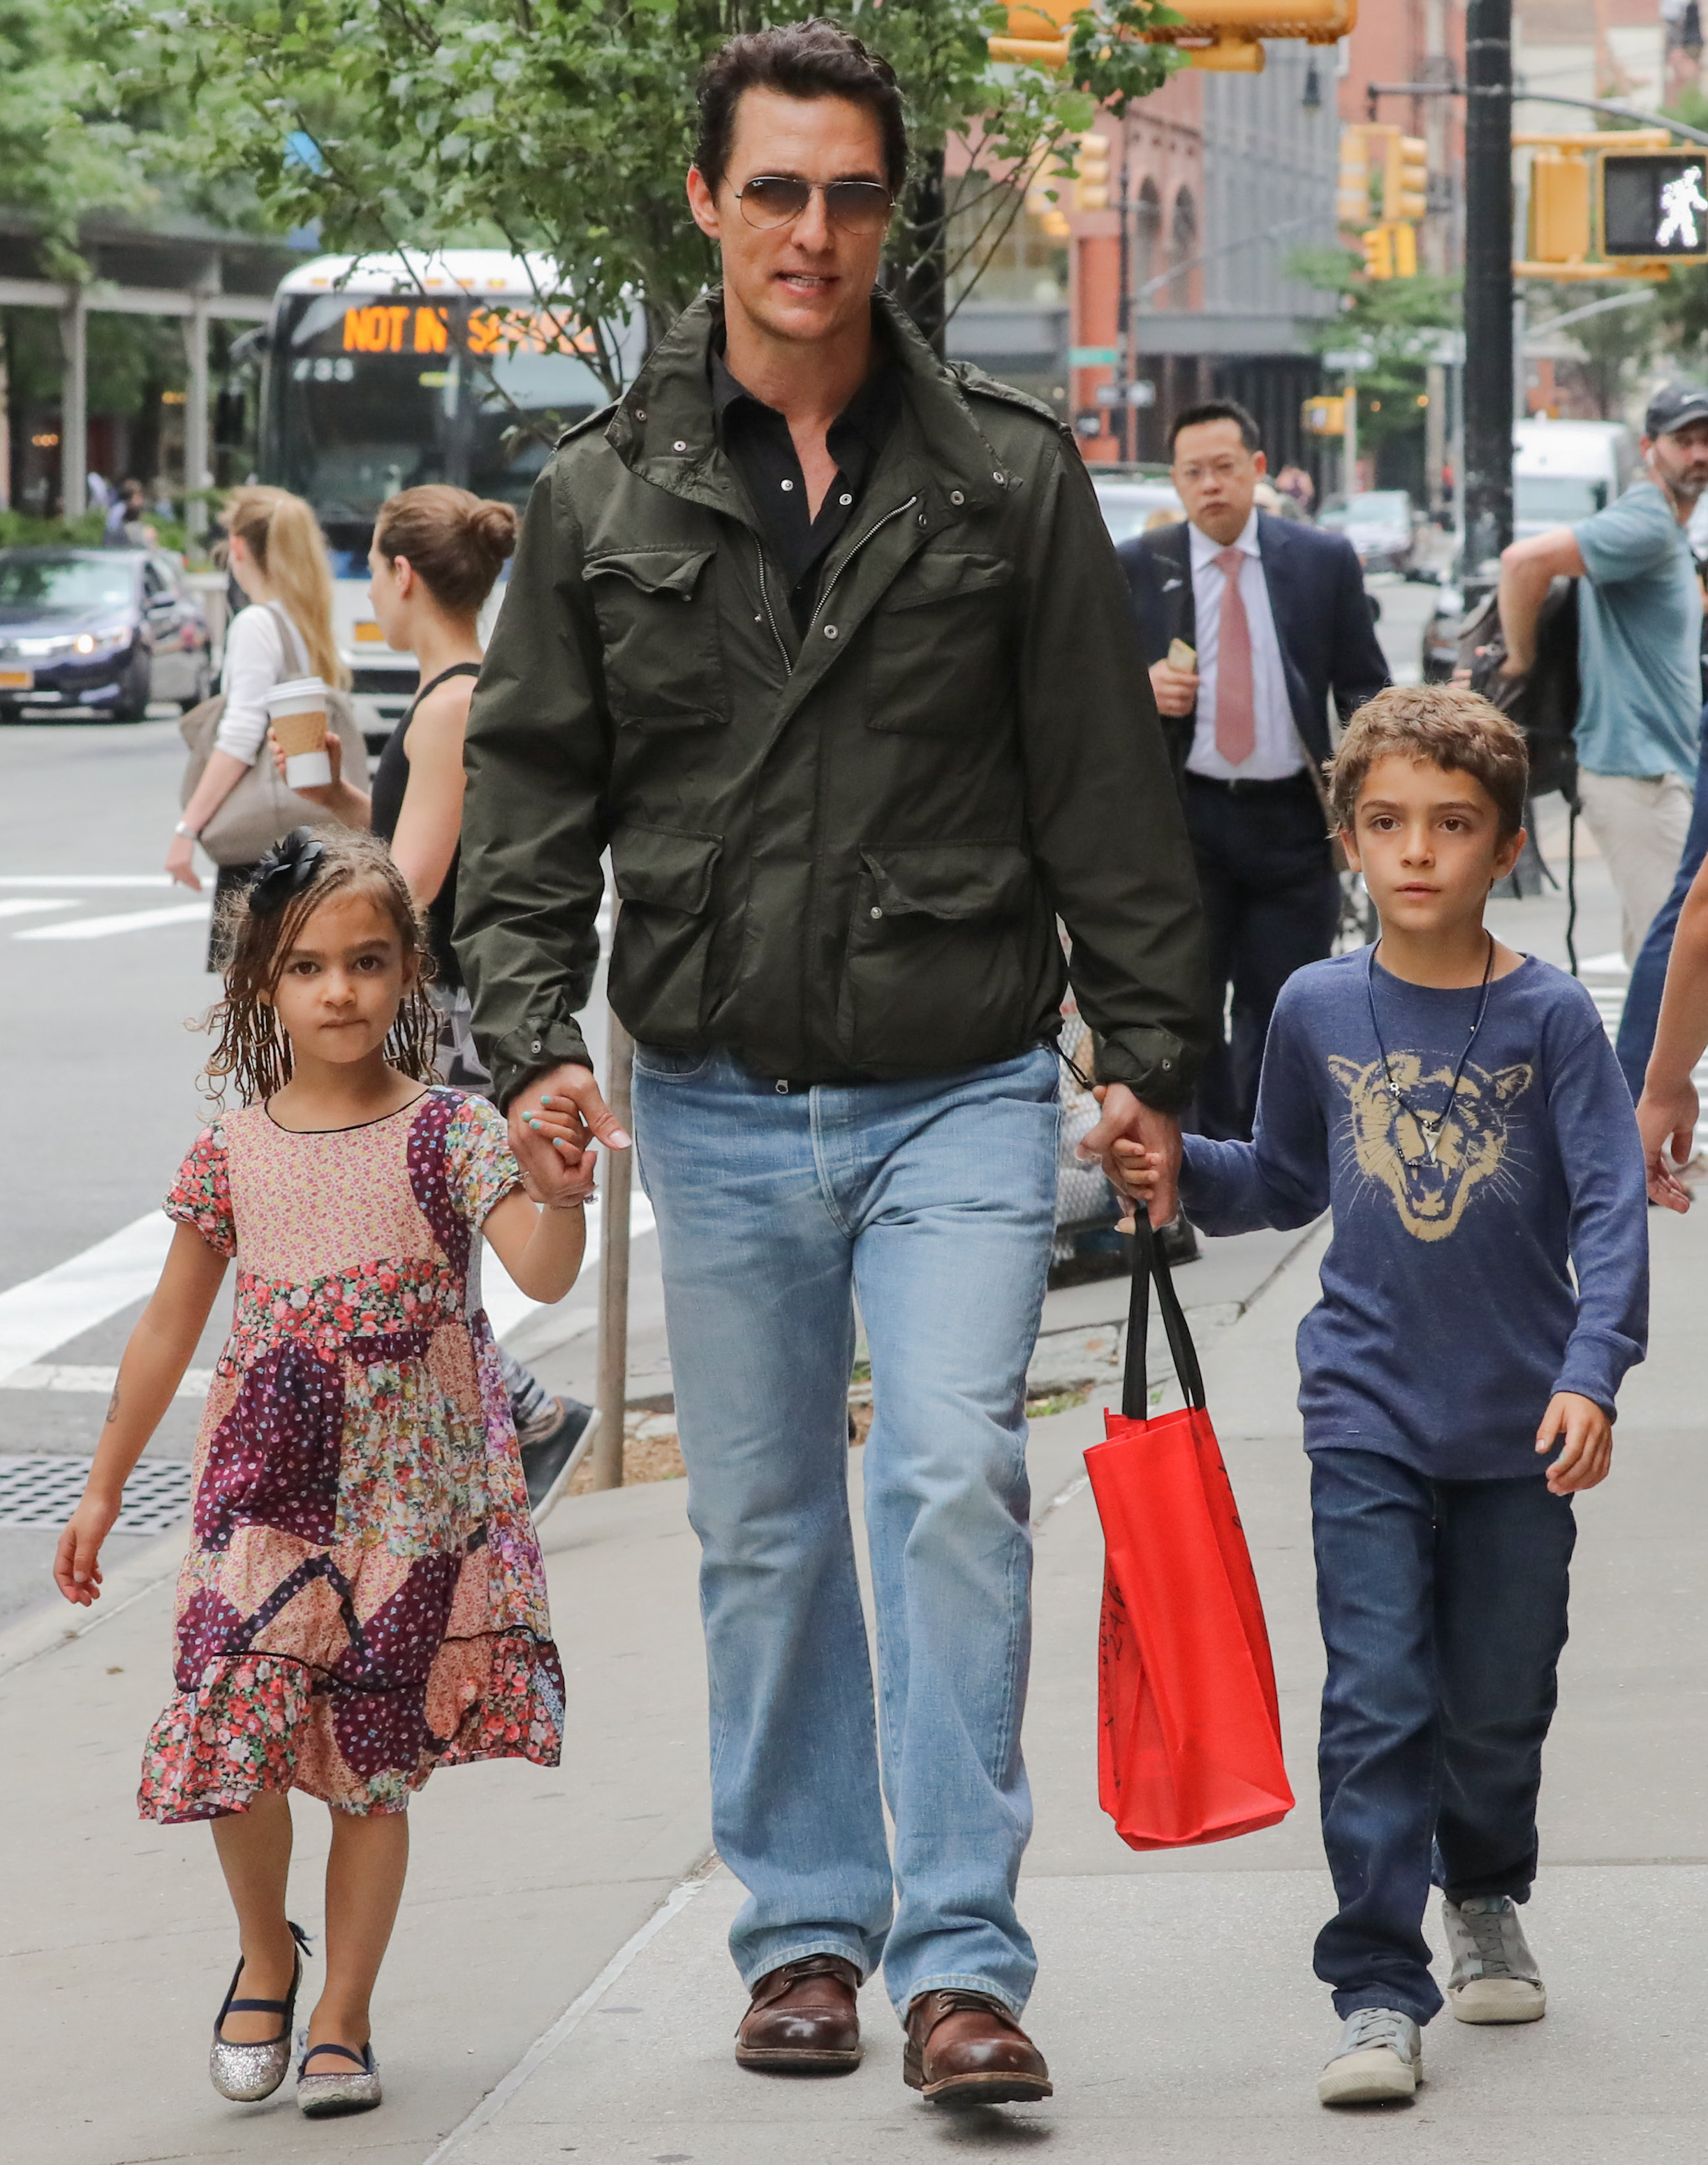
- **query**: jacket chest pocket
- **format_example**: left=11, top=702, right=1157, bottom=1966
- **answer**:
left=585, top=547, right=727, bottom=732
left=866, top=551, right=1015, bottom=735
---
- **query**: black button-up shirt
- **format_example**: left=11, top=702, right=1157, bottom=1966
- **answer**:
left=712, top=347, right=901, bottom=632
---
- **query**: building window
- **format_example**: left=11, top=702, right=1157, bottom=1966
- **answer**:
left=1135, top=179, right=1161, bottom=294
left=1169, top=188, right=1197, bottom=307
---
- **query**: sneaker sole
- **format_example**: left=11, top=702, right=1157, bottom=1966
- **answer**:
left=1318, top=2050, right=1420, bottom=2106
left=1449, top=1980, right=1546, bottom=2024
left=529, top=1409, right=598, bottom=1523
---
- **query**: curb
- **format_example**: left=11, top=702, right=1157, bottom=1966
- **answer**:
left=0, top=1524, right=182, bottom=1682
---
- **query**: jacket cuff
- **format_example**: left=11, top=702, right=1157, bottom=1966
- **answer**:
left=488, top=1020, right=595, bottom=1112
left=1090, top=1027, right=1195, bottom=1114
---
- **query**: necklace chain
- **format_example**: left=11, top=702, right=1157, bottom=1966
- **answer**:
left=1364, top=936, right=1496, bottom=1167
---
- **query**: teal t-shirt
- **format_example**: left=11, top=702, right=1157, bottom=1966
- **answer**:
left=1573, top=480, right=1701, bottom=777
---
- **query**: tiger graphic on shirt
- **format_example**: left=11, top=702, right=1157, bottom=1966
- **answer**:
left=1327, top=1051, right=1534, bottom=1242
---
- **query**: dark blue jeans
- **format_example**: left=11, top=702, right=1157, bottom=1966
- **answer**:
left=1310, top=1450, right=1576, bottom=2025
left=1616, top=703, right=1708, bottom=1101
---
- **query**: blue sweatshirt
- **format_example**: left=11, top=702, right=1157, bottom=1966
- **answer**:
left=1179, top=949, right=1649, bottom=1479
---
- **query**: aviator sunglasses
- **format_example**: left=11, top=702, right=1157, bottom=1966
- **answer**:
left=736, top=174, right=895, bottom=235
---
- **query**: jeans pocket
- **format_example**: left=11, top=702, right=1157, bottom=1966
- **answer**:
left=631, top=1040, right=712, bottom=1080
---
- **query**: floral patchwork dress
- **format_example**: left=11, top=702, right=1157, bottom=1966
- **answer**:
left=140, top=1086, right=565, bottom=1823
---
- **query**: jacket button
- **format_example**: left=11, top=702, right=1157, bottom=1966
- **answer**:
left=917, top=512, right=927, bottom=527
left=870, top=906, right=883, bottom=919
left=531, top=1040, right=542, bottom=1053
left=633, top=407, right=645, bottom=421
left=673, top=439, right=689, bottom=452
left=1161, top=1058, right=1172, bottom=1070
left=823, top=624, right=838, bottom=640
left=950, top=490, right=965, bottom=506
left=992, top=470, right=1006, bottom=485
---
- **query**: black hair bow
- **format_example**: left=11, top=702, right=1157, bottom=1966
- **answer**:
left=248, top=828, right=326, bottom=916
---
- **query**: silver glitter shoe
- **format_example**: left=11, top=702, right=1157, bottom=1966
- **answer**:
left=209, top=1921, right=311, bottom=2103
left=296, top=2034, right=383, bottom=2118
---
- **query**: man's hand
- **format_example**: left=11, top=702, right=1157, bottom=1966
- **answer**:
left=1148, top=656, right=1199, bottom=719
left=1536, top=1392, right=1613, bottom=1494
left=508, top=1062, right=631, bottom=1209
left=1077, top=1082, right=1181, bottom=1228
left=1636, top=1075, right=1699, bottom=1212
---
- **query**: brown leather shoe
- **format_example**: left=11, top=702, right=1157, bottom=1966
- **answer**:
left=903, top=1988, right=1052, bottom=2106
left=735, top=1955, right=862, bottom=2073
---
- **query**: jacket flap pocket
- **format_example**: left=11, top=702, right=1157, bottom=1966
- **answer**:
left=611, top=824, right=723, bottom=913
left=863, top=842, right=1033, bottom=921
left=584, top=547, right=716, bottom=600
left=886, top=552, right=1013, bottom=612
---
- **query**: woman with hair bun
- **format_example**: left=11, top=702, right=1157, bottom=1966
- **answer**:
left=284, top=484, right=594, bottom=1503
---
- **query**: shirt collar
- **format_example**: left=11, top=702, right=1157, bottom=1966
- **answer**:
left=709, top=339, right=900, bottom=456
left=1188, top=508, right=1261, bottom=567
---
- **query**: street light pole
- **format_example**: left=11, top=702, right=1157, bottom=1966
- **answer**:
left=1464, top=0, right=1515, bottom=589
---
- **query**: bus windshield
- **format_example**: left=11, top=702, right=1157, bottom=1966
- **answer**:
left=265, top=291, right=609, bottom=572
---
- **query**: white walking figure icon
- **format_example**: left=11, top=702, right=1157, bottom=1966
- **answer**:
left=1657, top=168, right=1708, bottom=249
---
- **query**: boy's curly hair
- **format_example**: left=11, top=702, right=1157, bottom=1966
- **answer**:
left=1329, top=684, right=1530, bottom=840
left=202, top=828, right=438, bottom=1106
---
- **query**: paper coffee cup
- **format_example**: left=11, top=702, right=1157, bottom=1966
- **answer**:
left=266, top=677, right=332, bottom=787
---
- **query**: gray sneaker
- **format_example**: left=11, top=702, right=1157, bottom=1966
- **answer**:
left=1318, top=2007, right=1422, bottom=2106
left=1443, top=1894, right=1546, bottom=2023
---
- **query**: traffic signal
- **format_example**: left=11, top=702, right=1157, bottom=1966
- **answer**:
left=1302, top=395, right=1346, bottom=436
left=1529, top=151, right=1592, bottom=263
left=1361, top=225, right=1394, bottom=280
left=1023, top=140, right=1072, bottom=241
left=1391, top=221, right=1418, bottom=277
left=1601, top=152, right=1708, bottom=260
left=1387, top=135, right=1429, bottom=223
left=1337, top=127, right=1372, bottom=226
left=1073, top=132, right=1112, bottom=213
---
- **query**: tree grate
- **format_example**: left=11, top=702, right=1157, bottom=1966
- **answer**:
left=0, top=1454, right=192, bottom=1534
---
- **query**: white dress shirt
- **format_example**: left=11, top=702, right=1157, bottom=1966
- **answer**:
left=212, top=603, right=309, bottom=761
left=1184, top=511, right=1302, bottom=781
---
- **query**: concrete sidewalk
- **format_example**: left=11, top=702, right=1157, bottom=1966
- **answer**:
left=7, top=1184, right=1707, bottom=2165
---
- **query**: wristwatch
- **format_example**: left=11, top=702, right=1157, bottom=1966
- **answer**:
left=173, top=819, right=200, bottom=841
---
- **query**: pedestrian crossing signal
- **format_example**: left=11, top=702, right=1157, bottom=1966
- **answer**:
left=1601, top=153, right=1708, bottom=260
left=1302, top=395, right=1346, bottom=436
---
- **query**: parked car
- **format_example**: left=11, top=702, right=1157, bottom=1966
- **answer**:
left=1091, top=471, right=1185, bottom=545
left=1513, top=418, right=1634, bottom=539
left=0, top=548, right=212, bottom=721
left=1318, top=489, right=1418, bottom=574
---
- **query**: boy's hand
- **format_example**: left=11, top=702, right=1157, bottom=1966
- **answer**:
left=54, top=1489, right=120, bottom=1606
left=1107, top=1136, right=1166, bottom=1231
left=1079, top=1086, right=1180, bottom=1228
left=1536, top=1392, right=1612, bottom=1494
left=1635, top=1076, right=1699, bottom=1212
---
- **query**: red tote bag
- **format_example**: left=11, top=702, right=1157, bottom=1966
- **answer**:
left=1082, top=1216, right=1294, bottom=1851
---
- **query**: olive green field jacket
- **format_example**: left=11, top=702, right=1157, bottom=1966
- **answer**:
left=457, top=288, right=1211, bottom=1110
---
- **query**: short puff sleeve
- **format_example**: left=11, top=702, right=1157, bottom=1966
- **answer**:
left=443, top=1097, right=524, bottom=1229
left=164, top=1124, right=236, bottom=1257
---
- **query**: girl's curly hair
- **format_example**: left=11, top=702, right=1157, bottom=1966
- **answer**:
left=202, top=828, right=439, bottom=1106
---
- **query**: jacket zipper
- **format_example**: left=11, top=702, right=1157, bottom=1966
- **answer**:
left=752, top=534, right=790, bottom=673
left=812, top=494, right=922, bottom=629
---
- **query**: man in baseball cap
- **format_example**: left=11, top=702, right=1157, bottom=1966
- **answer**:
left=1499, top=383, right=1708, bottom=986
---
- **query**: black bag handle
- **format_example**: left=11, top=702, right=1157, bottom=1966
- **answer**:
left=1122, top=1214, right=1207, bottom=1420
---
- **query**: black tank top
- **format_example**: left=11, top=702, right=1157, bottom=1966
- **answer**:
left=370, top=662, right=482, bottom=990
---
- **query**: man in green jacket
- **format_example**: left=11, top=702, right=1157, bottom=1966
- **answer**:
left=458, top=21, right=1207, bottom=2108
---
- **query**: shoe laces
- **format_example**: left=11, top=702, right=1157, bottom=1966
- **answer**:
left=1459, top=1898, right=1517, bottom=1976
left=1341, top=2007, right=1413, bottom=2056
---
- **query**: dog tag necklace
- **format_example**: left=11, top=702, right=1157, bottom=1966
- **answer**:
left=1364, top=935, right=1496, bottom=1166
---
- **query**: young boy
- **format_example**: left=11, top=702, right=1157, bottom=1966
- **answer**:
left=1117, top=685, right=1647, bottom=2106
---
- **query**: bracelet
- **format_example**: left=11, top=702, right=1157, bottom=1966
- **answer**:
left=173, top=819, right=201, bottom=841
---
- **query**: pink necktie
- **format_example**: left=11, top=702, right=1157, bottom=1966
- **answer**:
left=1214, top=546, right=1255, bottom=768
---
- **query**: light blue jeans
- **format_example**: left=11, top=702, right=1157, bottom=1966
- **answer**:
left=631, top=1043, right=1061, bottom=2020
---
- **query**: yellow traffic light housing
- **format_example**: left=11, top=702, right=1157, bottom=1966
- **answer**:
left=1529, top=152, right=1591, bottom=264
left=1361, top=226, right=1394, bottom=280
left=1387, top=135, right=1429, bottom=224
left=1302, top=395, right=1346, bottom=436
left=1514, top=131, right=1702, bottom=281
left=989, top=0, right=1359, bottom=74
left=1337, top=129, right=1371, bottom=226
left=1073, top=131, right=1112, bottom=213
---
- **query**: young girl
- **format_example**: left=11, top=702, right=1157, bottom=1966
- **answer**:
left=272, top=485, right=591, bottom=1506
left=54, top=825, right=592, bottom=2120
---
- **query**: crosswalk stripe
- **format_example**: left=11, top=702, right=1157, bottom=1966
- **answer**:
left=0, top=899, right=73, bottom=920
left=0, top=1213, right=174, bottom=1386
left=16, top=902, right=211, bottom=941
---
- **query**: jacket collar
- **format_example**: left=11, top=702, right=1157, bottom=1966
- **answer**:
left=603, top=287, right=1008, bottom=524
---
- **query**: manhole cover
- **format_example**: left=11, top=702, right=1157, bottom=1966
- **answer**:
left=0, top=1454, right=192, bottom=1533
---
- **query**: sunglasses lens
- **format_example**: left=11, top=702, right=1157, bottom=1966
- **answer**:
left=825, top=183, right=893, bottom=233
left=741, top=176, right=811, bottom=226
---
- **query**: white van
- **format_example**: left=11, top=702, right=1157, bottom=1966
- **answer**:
left=1512, top=418, right=1636, bottom=538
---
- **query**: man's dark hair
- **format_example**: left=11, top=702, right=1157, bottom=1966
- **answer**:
left=1168, top=400, right=1262, bottom=455
left=694, top=20, right=908, bottom=199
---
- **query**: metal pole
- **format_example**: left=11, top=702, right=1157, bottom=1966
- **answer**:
left=59, top=290, right=87, bottom=522
left=591, top=1011, right=634, bottom=1490
left=184, top=300, right=211, bottom=548
left=1117, top=130, right=1133, bottom=463
left=1344, top=379, right=1357, bottom=497
left=1464, top=0, right=1514, bottom=591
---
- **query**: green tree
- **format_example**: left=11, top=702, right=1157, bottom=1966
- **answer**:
left=1290, top=244, right=1459, bottom=462
left=0, top=1, right=148, bottom=274
left=102, top=0, right=1179, bottom=390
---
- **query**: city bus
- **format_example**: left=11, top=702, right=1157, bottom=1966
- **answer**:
left=253, top=251, right=643, bottom=732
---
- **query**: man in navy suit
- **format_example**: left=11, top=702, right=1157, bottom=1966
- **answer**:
left=1119, top=401, right=1388, bottom=1138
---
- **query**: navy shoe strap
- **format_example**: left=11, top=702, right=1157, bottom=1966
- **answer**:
left=301, top=2041, right=373, bottom=2071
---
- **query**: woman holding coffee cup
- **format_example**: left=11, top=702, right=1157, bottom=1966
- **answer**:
left=167, top=487, right=348, bottom=947
left=275, top=484, right=594, bottom=1504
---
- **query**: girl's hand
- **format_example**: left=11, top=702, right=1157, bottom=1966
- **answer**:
left=268, top=726, right=343, bottom=805
left=54, top=1488, right=121, bottom=1606
left=1537, top=1392, right=1613, bottom=1494
left=165, top=831, right=203, bottom=892
left=1108, top=1137, right=1165, bottom=1233
left=517, top=1097, right=598, bottom=1207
